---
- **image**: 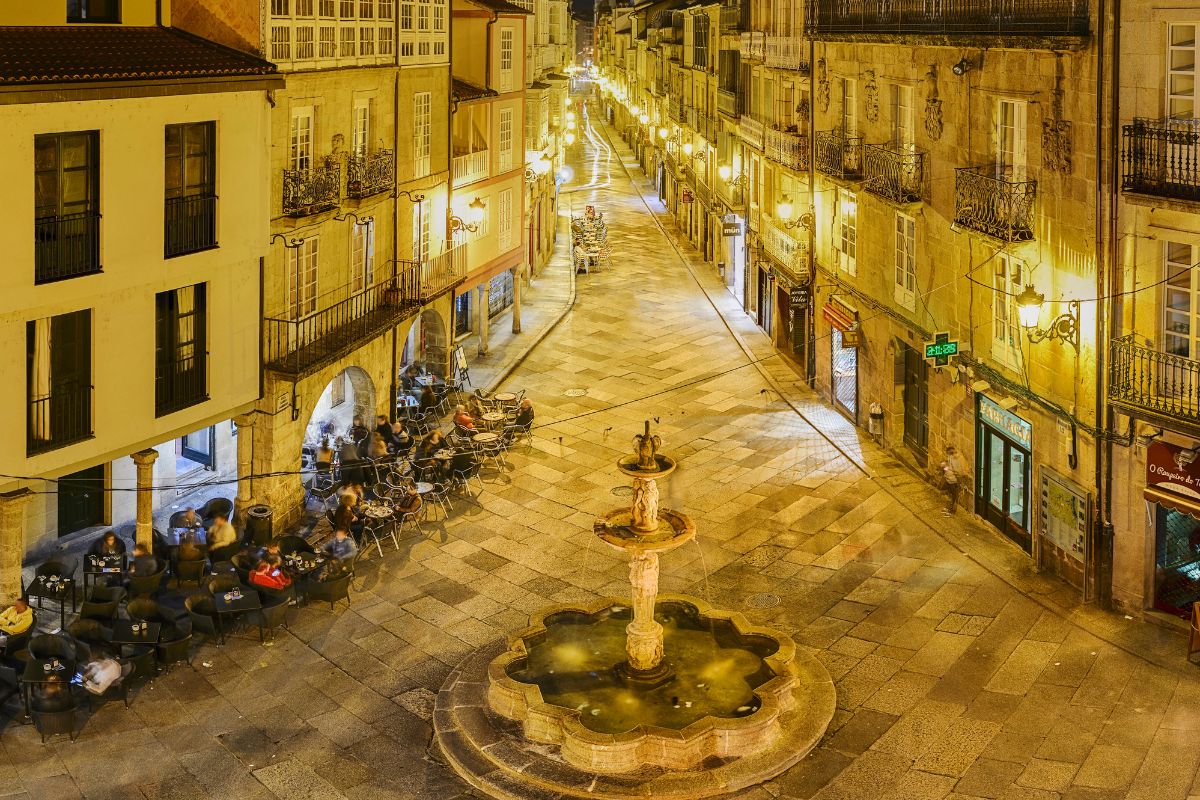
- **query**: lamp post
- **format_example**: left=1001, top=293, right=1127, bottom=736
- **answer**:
left=776, top=194, right=814, bottom=230
left=1016, top=285, right=1081, bottom=351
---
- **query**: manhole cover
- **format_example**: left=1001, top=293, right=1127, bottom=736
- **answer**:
left=745, top=593, right=781, bottom=609
left=563, top=388, right=588, bottom=397
left=611, top=486, right=633, bottom=497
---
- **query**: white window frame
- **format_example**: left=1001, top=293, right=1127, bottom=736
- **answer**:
left=498, top=107, right=514, bottom=172
left=891, top=83, right=914, bottom=149
left=498, top=188, right=514, bottom=250
left=413, top=198, right=430, bottom=262
left=352, top=99, right=371, bottom=156
left=992, top=253, right=1023, bottom=370
left=288, top=237, right=320, bottom=320
left=840, top=77, right=857, bottom=136
left=996, top=99, right=1027, bottom=179
left=1163, top=241, right=1199, bottom=357
left=290, top=107, right=314, bottom=171
left=351, top=220, right=375, bottom=293
left=499, top=28, right=514, bottom=92
left=1167, top=23, right=1200, bottom=119
left=837, top=188, right=857, bottom=276
left=413, top=91, right=431, bottom=178
left=894, top=212, right=916, bottom=311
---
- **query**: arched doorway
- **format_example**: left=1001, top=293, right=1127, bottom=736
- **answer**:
left=402, top=308, right=449, bottom=379
left=302, top=366, right=376, bottom=460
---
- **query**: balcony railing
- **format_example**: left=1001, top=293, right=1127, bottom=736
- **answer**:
left=452, top=149, right=490, bottom=187
left=283, top=163, right=341, bottom=217
left=1122, top=117, right=1200, bottom=202
left=740, top=31, right=765, bottom=61
left=804, top=0, right=1089, bottom=36
left=264, top=262, right=423, bottom=377
left=765, top=128, right=809, bottom=172
left=164, top=194, right=217, bottom=258
left=764, top=35, right=808, bottom=72
left=740, top=115, right=764, bottom=149
left=761, top=215, right=811, bottom=280
left=815, top=130, right=863, bottom=180
left=400, top=245, right=468, bottom=302
left=1110, top=336, right=1200, bottom=425
left=953, top=165, right=1036, bottom=242
left=155, top=359, right=207, bottom=417
left=35, top=211, right=101, bottom=284
left=27, top=380, right=92, bottom=456
left=720, top=4, right=747, bottom=31
left=717, top=88, right=741, bottom=118
left=347, top=150, right=395, bottom=199
left=863, top=143, right=925, bottom=203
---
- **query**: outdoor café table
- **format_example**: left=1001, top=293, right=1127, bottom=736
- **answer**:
left=27, top=573, right=76, bottom=628
left=110, top=620, right=162, bottom=647
left=83, top=554, right=125, bottom=596
left=20, top=657, right=73, bottom=716
left=283, top=552, right=325, bottom=579
left=473, top=431, right=500, bottom=445
left=212, top=587, right=262, bottom=643
left=493, top=392, right=517, bottom=404
left=415, top=482, right=435, bottom=495
left=161, top=527, right=206, bottom=547
left=481, top=411, right=506, bottom=430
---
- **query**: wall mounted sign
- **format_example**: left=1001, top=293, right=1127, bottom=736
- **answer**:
left=1146, top=441, right=1200, bottom=500
left=1039, top=468, right=1087, bottom=563
left=722, top=221, right=742, bottom=236
left=681, top=188, right=694, bottom=203
left=978, top=395, right=1032, bottom=449
left=923, top=331, right=959, bottom=366
left=790, top=287, right=808, bottom=309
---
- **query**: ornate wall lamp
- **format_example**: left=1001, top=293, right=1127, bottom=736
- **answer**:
left=1016, top=285, right=1081, bottom=351
left=450, top=197, right=487, bottom=234
left=776, top=195, right=815, bottom=230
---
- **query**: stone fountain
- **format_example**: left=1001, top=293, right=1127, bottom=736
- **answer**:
left=435, top=424, right=836, bottom=799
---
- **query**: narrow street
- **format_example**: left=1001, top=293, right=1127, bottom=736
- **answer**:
left=9, top=99, right=1200, bottom=800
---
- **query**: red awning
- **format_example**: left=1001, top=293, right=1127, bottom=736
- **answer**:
left=822, top=302, right=855, bottom=332
left=1146, top=485, right=1200, bottom=520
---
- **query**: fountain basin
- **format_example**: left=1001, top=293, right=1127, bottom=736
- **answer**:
left=593, top=508, right=696, bottom=552
left=616, top=453, right=677, bottom=480
left=486, top=595, right=806, bottom=774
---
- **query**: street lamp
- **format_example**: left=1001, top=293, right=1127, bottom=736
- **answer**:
left=565, top=132, right=576, bottom=145
left=639, top=113, right=649, bottom=125
left=1016, top=285, right=1081, bottom=351
left=682, top=142, right=693, bottom=157
left=776, top=194, right=814, bottom=230
left=658, top=127, right=668, bottom=139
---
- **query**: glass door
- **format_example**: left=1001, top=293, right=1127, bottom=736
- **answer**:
left=832, top=329, right=858, bottom=421
left=978, top=426, right=1032, bottom=553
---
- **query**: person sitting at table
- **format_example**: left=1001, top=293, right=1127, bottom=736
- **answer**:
left=349, top=415, right=371, bottom=457
left=418, top=384, right=437, bottom=415
left=401, top=365, right=419, bottom=392
left=332, top=493, right=362, bottom=541
left=315, top=437, right=335, bottom=467
left=80, top=649, right=128, bottom=696
left=466, top=395, right=487, bottom=420
left=339, top=439, right=366, bottom=485
left=391, top=420, right=414, bottom=454
left=128, top=544, right=158, bottom=577
left=31, top=673, right=72, bottom=713
left=367, top=431, right=390, bottom=460
left=453, top=405, right=477, bottom=434
left=322, top=528, right=358, bottom=562
left=414, top=431, right=449, bottom=481
left=89, top=531, right=126, bottom=559
left=249, top=553, right=294, bottom=597
left=395, top=480, right=422, bottom=518
left=176, top=530, right=205, bottom=562
left=0, top=598, right=32, bottom=643
left=178, top=507, right=203, bottom=530
left=207, top=513, right=238, bottom=552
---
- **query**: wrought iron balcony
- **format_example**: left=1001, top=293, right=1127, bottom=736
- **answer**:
left=739, top=115, right=764, bottom=149
left=1122, top=117, right=1200, bottom=202
left=764, top=36, right=808, bottom=72
left=35, top=211, right=101, bottom=284
left=399, top=245, right=468, bottom=303
left=27, top=380, right=92, bottom=456
left=804, top=0, right=1088, bottom=36
left=863, top=143, right=925, bottom=203
left=953, top=165, right=1036, bottom=242
left=815, top=130, right=863, bottom=180
left=761, top=215, right=811, bottom=280
left=155, top=357, right=207, bottom=417
left=1110, top=335, right=1200, bottom=426
left=740, top=31, right=765, bottom=61
left=717, top=88, right=741, bottom=119
left=765, top=128, right=809, bottom=172
left=164, top=194, right=217, bottom=258
left=264, top=261, right=422, bottom=377
left=347, top=150, right=395, bottom=199
left=720, top=3, right=747, bottom=32
left=282, top=163, right=341, bottom=217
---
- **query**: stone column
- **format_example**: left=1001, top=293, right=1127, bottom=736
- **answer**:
left=131, top=449, right=159, bottom=550
left=476, top=285, right=490, bottom=357
left=0, top=490, right=31, bottom=606
left=626, top=551, right=664, bottom=672
left=233, top=413, right=257, bottom=526
left=511, top=266, right=523, bottom=335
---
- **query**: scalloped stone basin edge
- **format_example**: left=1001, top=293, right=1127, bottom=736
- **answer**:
left=486, top=594, right=808, bottom=774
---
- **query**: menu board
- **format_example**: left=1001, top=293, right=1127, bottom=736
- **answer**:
left=1039, top=469, right=1087, bottom=563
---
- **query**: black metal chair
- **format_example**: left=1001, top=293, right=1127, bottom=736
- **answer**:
left=156, top=625, right=193, bottom=671
left=0, top=665, right=19, bottom=711
left=85, top=659, right=133, bottom=711
left=253, top=594, right=290, bottom=643
left=32, top=704, right=80, bottom=743
left=125, top=598, right=162, bottom=623
left=79, top=585, right=124, bottom=621
left=67, top=620, right=111, bottom=649
left=174, top=555, right=208, bottom=588
left=199, top=497, right=234, bottom=526
left=301, top=572, right=353, bottom=611
left=28, top=634, right=76, bottom=664
left=1, top=609, right=36, bottom=663
left=121, top=643, right=157, bottom=687
left=276, top=535, right=315, bottom=557
left=184, top=595, right=220, bottom=647
left=207, top=572, right=243, bottom=597
left=127, top=561, right=167, bottom=597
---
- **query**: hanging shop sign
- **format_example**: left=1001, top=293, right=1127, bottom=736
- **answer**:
left=1038, top=468, right=1087, bottom=564
left=823, top=297, right=860, bottom=347
left=681, top=188, right=694, bottom=203
left=790, top=287, right=808, bottom=309
left=977, top=395, right=1032, bottom=449
left=1145, top=441, right=1200, bottom=517
left=722, top=220, right=742, bottom=236
left=923, top=332, right=959, bottom=367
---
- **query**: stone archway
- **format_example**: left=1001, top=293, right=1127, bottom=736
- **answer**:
left=303, top=366, right=376, bottom=451
left=404, top=308, right=450, bottom=379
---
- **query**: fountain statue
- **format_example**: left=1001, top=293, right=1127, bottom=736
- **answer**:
left=434, top=423, right=836, bottom=798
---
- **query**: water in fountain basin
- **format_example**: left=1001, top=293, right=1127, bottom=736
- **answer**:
left=505, top=601, right=780, bottom=735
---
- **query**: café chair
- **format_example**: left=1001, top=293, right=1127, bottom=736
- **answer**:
left=32, top=704, right=80, bottom=743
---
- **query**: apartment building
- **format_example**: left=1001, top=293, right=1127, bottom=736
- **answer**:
left=450, top=0, right=529, bottom=355
left=0, top=0, right=279, bottom=596
left=176, top=0, right=456, bottom=530
left=600, top=0, right=1105, bottom=598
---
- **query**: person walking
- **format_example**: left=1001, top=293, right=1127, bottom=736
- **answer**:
left=939, top=445, right=964, bottom=516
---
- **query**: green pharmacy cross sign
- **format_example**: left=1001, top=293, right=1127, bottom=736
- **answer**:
left=924, top=332, right=959, bottom=367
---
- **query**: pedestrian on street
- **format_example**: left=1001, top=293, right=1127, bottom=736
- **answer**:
left=939, top=445, right=964, bottom=516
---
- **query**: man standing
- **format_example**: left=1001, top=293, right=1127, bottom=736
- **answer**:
left=939, top=445, right=965, bottom=516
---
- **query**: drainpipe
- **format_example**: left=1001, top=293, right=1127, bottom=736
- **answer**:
left=807, top=33, right=817, bottom=387
left=156, top=0, right=163, bottom=26
left=390, top=69, right=401, bottom=423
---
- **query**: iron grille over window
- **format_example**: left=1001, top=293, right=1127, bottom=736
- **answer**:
left=164, top=122, right=217, bottom=257
left=27, top=309, right=92, bottom=455
left=34, top=131, right=101, bottom=284
left=155, top=284, right=208, bottom=416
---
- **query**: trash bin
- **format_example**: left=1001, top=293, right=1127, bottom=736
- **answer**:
left=245, top=504, right=273, bottom=546
left=868, top=403, right=885, bottom=437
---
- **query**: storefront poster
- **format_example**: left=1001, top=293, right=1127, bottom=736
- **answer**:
left=1039, top=469, right=1087, bottom=563
left=978, top=395, right=1032, bottom=449
left=1146, top=441, right=1200, bottom=500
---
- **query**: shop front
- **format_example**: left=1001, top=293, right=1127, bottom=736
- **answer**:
left=772, top=267, right=813, bottom=380
left=823, top=297, right=859, bottom=421
left=1144, top=441, right=1200, bottom=618
left=719, top=214, right=745, bottom=305
left=975, top=395, right=1033, bottom=553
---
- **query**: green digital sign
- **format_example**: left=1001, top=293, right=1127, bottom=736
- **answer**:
left=924, top=332, right=958, bottom=366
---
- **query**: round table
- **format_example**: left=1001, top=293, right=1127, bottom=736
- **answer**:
left=493, top=392, right=517, bottom=403
left=361, top=503, right=394, bottom=519
left=481, top=411, right=506, bottom=430
left=415, top=482, right=435, bottom=495
left=473, top=431, right=500, bottom=444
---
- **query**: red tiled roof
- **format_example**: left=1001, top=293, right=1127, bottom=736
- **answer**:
left=0, top=26, right=277, bottom=86
left=452, top=77, right=498, bottom=102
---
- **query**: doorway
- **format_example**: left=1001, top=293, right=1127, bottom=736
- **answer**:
left=178, top=426, right=215, bottom=471
left=832, top=329, right=858, bottom=421
left=977, top=426, right=1031, bottom=553
left=902, top=343, right=928, bottom=461
left=756, top=267, right=773, bottom=334
left=58, top=464, right=104, bottom=537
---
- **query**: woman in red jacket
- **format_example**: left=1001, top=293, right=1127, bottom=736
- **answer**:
left=250, top=554, right=294, bottom=599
